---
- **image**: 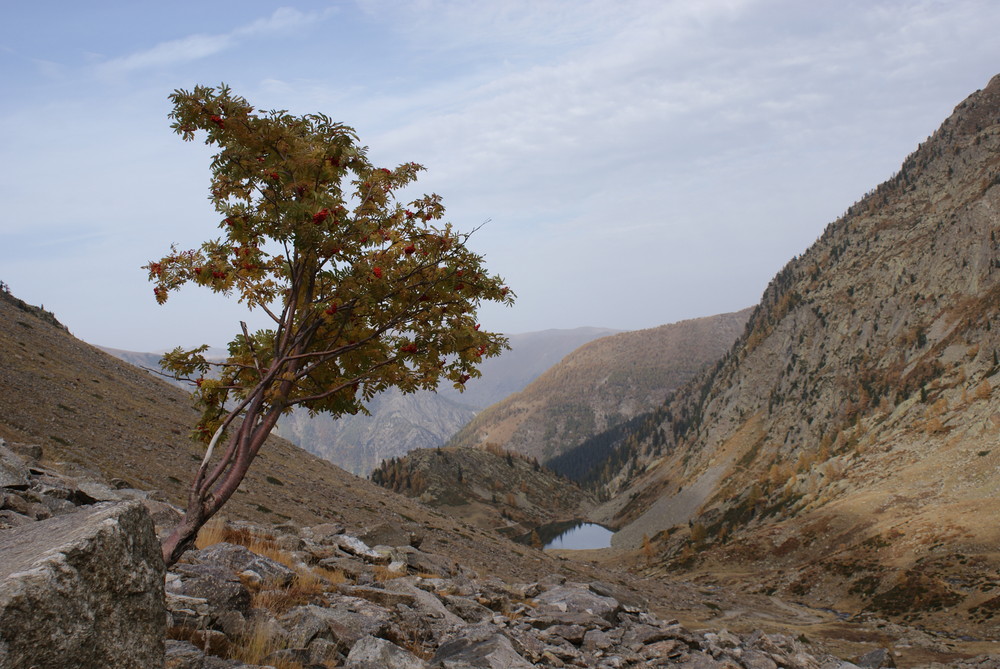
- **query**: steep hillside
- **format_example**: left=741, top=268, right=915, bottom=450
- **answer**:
left=370, top=446, right=596, bottom=536
left=448, top=311, right=751, bottom=463
left=0, top=287, right=579, bottom=582
left=600, top=73, right=1000, bottom=636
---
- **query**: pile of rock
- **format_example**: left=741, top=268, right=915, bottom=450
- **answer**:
left=0, top=437, right=179, bottom=529
left=163, top=518, right=844, bottom=669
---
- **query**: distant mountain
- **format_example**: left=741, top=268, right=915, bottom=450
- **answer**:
left=435, top=327, right=622, bottom=409
left=447, top=311, right=751, bottom=464
left=273, top=326, right=619, bottom=473
left=103, top=327, right=619, bottom=475
left=592, top=73, right=1000, bottom=635
left=274, top=388, right=478, bottom=476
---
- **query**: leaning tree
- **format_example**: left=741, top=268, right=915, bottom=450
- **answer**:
left=147, top=84, right=513, bottom=566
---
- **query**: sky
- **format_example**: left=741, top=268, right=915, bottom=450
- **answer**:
left=2, top=1, right=999, bottom=352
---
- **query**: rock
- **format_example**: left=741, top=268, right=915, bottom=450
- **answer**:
left=338, top=583, right=417, bottom=608
left=385, top=578, right=465, bottom=628
left=320, top=595, right=397, bottom=648
left=431, top=632, right=534, bottom=668
left=443, top=594, right=494, bottom=622
left=346, top=634, right=429, bottom=668
left=855, top=648, right=897, bottom=668
left=397, top=545, right=459, bottom=577
left=171, top=562, right=252, bottom=619
left=317, top=556, right=370, bottom=581
left=332, top=534, right=390, bottom=564
left=0, top=444, right=29, bottom=490
left=359, top=521, right=422, bottom=548
left=74, top=479, right=124, bottom=503
left=533, top=583, right=621, bottom=623
left=0, top=501, right=165, bottom=668
left=191, top=541, right=297, bottom=586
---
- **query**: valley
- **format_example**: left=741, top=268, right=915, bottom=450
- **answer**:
left=3, top=73, right=1000, bottom=668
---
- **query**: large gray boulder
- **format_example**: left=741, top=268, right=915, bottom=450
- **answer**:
left=347, top=634, right=428, bottom=669
left=430, top=632, right=534, bottom=668
left=0, top=500, right=166, bottom=668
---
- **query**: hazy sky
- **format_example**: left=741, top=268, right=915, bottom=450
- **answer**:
left=3, top=1, right=999, bottom=351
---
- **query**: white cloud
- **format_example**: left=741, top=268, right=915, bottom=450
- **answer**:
left=5, top=0, right=1000, bottom=348
left=95, top=7, right=330, bottom=76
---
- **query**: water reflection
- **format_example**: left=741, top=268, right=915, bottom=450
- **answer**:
left=513, top=520, right=613, bottom=550
left=544, top=522, right=613, bottom=550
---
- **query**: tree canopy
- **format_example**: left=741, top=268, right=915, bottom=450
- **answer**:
left=147, top=84, right=513, bottom=565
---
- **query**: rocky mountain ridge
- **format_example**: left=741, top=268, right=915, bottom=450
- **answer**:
left=591, top=73, right=1000, bottom=638
left=447, top=310, right=752, bottom=464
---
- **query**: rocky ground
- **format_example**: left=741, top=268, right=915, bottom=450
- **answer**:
left=5, top=437, right=1000, bottom=668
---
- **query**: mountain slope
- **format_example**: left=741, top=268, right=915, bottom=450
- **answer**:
left=448, top=310, right=751, bottom=463
left=0, top=288, right=580, bottom=583
left=600, top=73, right=1000, bottom=635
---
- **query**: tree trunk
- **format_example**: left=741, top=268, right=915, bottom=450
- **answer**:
left=160, top=403, right=283, bottom=567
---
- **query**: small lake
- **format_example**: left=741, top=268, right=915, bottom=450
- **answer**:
left=542, top=521, right=614, bottom=550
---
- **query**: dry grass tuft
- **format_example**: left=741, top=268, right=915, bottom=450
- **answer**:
left=228, top=620, right=304, bottom=669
